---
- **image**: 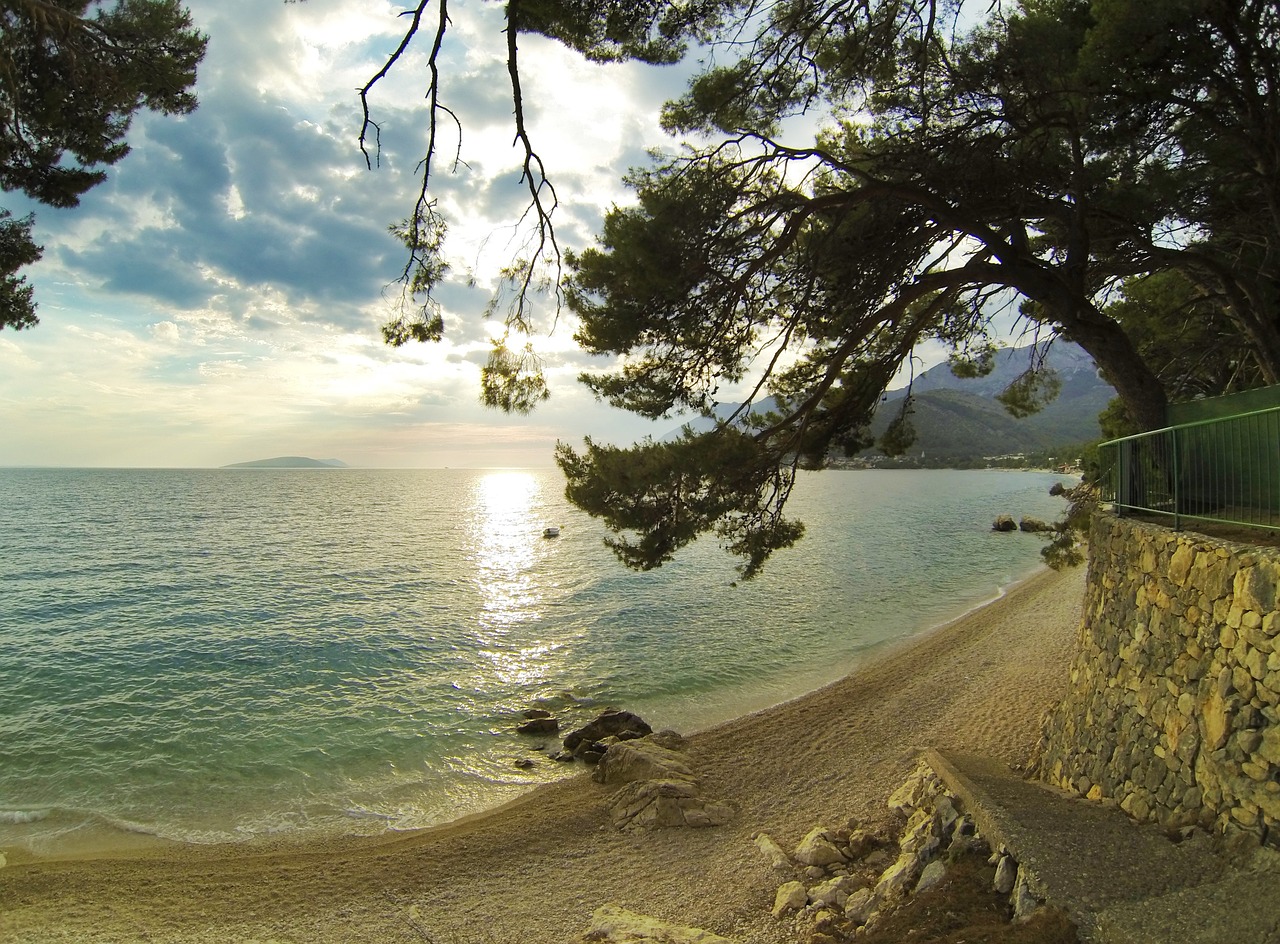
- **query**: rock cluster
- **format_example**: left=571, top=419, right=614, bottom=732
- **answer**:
left=759, top=761, right=1044, bottom=939
left=1035, top=514, right=1280, bottom=846
left=513, top=708, right=653, bottom=766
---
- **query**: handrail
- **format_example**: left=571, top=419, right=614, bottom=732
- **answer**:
left=1097, top=405, right=1279, bottom=534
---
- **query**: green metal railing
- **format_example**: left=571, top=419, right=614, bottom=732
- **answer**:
left=1097, top=406, right=1280, bottom=533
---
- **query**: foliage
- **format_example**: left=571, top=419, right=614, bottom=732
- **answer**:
left=362, top=0, right=1280, bottom=576
left=1041, top=480, right=1097, bottom=570
left=0, top=0, right=207, bottom=330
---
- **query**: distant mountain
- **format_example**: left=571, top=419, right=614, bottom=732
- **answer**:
left=662, top=341, right=1114, bottom=461
left=222, top=456, right=348, bottom=469
left=871, top=341, right=1114, bottom=458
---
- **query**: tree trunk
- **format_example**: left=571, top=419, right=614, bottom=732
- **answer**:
left=1058, top=307, right=1169, bottom=432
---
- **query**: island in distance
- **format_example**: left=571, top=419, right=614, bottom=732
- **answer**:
left=221, top=456, right=349, bottom=469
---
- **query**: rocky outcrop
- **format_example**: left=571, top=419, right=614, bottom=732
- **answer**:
left=1035, top=514, right=1280, bottom=845
left=763, top=761, right=1042, bottom=938
left=563, top=710, right=653, bottom=762
left=992, top=515, right=1018, bottom=532
left=595, top=734, right=734, bottom=830
left=594, top=738, right=696, bottom=786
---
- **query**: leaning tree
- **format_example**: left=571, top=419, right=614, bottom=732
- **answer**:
left=359, top=0, right=1280, bottom=575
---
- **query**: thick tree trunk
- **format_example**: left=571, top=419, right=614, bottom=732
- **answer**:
left=1057, top=307, right=1169, bottom=433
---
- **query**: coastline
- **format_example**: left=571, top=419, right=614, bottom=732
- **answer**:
left=3, top=563, right=1087, bottom=944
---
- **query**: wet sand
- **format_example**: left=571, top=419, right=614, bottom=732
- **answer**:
left=1, top=564, right=1085, bottom=944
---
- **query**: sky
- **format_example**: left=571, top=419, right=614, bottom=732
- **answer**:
left=0, top=0, right=963, bottom=470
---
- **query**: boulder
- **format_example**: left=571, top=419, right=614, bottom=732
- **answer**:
left=992, top=515, right=1018, bottom=532
left=522, top=708, right=553, bottom=720
left=576, top=905, right=735, bottom=944
left=1019, top=516, right=1055, bottom=533
left=593, top=739, right=697, bottom=786
left=564, top=710, right=653, bottom=756
left=874, top=852, right=923, bottom=901
left=772, top=882, right=808, bottom=918
left=843, top=887, right=876, bottom=924
left=914, top=860, right=947, bottom=894
left=795, top=827, right=847, bottom=867
left=809, top=874, right=862, bottom=909
left=516, top=717, right=559, bottom=736
left=993, top=854, right=1017, bottom=894
left=753, top=832, right=793, bottom=872
left=608, top=779, right=733, bottom=830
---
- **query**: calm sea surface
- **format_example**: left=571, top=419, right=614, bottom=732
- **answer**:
left=0, top=467, right=1069, bottom=854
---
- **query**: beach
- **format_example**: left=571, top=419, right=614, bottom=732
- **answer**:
left=2, top=563, right=1085, bottom=944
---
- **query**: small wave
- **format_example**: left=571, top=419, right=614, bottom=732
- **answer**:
left=0, top=808, right=50, bottom=824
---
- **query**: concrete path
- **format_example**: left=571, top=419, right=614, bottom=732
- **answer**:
left=926, top=749, right=1280, bottom=944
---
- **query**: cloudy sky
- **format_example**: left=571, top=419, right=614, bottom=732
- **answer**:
left=3, top=0, right=981, bottom=470
left=1, top=0, right=719, bottom=468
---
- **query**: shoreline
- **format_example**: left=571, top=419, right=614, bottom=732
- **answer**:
left=3, top=561, right=1052, bottom=868
left=4, top=563, right=1087, bottom=944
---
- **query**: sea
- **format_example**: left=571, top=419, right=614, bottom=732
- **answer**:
left=0, top=467, right=1071, bottom=856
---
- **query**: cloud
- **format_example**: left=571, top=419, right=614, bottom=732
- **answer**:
left=2, top=0, right=702, bottom=468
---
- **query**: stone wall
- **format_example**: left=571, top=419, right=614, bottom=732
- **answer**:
left=1036, top=513, right=1280, bottom=845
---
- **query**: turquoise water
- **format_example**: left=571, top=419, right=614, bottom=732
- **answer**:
left=0, top=467, right=1069, bottom=853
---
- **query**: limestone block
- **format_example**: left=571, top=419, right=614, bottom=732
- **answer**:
left=1169, top=544, right=1195, bottom=585
left=993, top=854, right=1017, bottom=894
left=1235, top=563, right=1278, bottom=615
left=795, top=827, right=847, bottom=867
left=1258, top=727, right=1280, bottom=765
left=771, top=882, right=807, bottom=918
left=1010, top=868, right=1040, bottom=922
left=809, top=874, right=861, bottom=909
left=874, top=852, right=922, bottom=902
left=843, top=887, right=876, bottom=924
left=594, top=740, right=697, bottom=786
left=753, top=832, right=793, bottom=872
left=914, top=860, right=947, bottom=895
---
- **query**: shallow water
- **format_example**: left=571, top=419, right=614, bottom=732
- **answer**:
left=0, top=467, right=1070, bottom=853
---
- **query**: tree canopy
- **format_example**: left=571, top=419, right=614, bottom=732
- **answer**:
left=367, top=0, right=1278, bottom=576
left=0, top=0, right=207, bottom=330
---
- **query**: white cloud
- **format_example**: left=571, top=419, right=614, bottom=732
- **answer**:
left=0, top=0, right=699, bottom=469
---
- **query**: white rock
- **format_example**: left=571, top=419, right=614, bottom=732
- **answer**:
left=754, top=832, right=792, bottom=871
left=993, top=854, right=1017, bottom=894
left=594, top=740, right=698, bottom=786
left=843, top=887, right=877, bottom=924
left=772, top=881, right=808, bottom=918
left=809, top=874, right=861, bottom=909
left=1011, top=868, right=1040, bottom=922
left=874, top=852, right=922, bottom=901
left=795, top=826, right=847, bottom=867
left=914, top=859, right=947, bottom=894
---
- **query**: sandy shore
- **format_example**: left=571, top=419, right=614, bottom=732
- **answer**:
left=2, top=564, right=1085, bottom=944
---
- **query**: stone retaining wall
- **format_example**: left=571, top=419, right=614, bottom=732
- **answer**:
left=1036, top=514, right=1280, bottom=845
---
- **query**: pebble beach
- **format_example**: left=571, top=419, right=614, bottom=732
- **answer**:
left=2, top=564, right=1086, bottom=944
